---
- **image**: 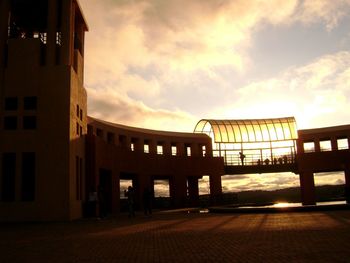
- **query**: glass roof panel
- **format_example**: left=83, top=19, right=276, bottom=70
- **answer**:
left=274, top=122, right=285, bottom=140
left=246, top=124, right=256, bottom=142
left=282, top=122, right=291, bottom=140
left=193, top=117, right=298, bottom=143
left=253, top=124, right=263, bottom=141
left=225, top=124, right=235, bottom=142
left=240, top=125, right=249, bottom=142
left=233, top=125, right=242, bottom=142
left=219, top=123, right=229, bottom=142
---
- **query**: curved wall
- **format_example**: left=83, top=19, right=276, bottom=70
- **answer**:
left=86, top=117, right=224, bottom=214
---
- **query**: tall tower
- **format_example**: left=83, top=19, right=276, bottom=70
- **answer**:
left=0, top=0, right=88, bottom=221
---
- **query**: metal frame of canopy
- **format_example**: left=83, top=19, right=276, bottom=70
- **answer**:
left=194, top=117, right=298, bottom=166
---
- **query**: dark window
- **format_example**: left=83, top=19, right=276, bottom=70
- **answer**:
left=96, top=128, right=103, bottom=138
left=21, top=153, right=35, bottom=201
left=79, top=125, right=82, bottom=136
left=23, top=97, right=37, bottom=110
left=2, top=153, right=16, bottom=201
left=4, top=116, right=17, bottom=130
left=79, top=109, right=83, bottom=121
left=76, top=122, right=79, bottom=135
left=23, top=116, right=36, bottom=129
left=5, top=97, right=18, bottom=110
left=76, top=105, right=79, bottom=117
left=107, top=132, right=115, bottom=144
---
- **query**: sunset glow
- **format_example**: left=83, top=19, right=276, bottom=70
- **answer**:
left=79, top=0, right=350, bottom=192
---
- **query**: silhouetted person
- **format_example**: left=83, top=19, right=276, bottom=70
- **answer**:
left=98, top=185, right=107, bottom=219
left=125, top=186, right=135, bottom=218
left=239, top=152, right=245, bottom=165
left=283, top=155, right=288, bottom=164
left=143, top=187, right=153, bottom=216
left=264, top=158, right=270, bottom=165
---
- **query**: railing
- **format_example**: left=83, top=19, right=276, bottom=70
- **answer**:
left=215, top=147, right=296, bottom=166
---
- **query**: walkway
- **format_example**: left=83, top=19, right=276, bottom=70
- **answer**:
left=1, top=210, right=350, bottom=262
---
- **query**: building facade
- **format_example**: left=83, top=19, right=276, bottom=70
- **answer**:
left=0, top=0, right=349, bottom=221
left=0, top=0, right=88, bottom=221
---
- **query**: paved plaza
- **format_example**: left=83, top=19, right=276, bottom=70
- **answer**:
left=1, top=210, right=350, bottom=262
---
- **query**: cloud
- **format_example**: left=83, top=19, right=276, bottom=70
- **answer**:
left=210, top=51, right=350, bottom=129
left=294, top=0, right=350, bottom=31
left=87, top=87, right=196, bottom=131
left=78, top=0, right=350, bottom=131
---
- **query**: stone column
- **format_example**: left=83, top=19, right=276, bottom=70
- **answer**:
left=299, top=172, right=316, bottom=205
left=344, top=166, right=350, bottom=204
left=209, top=174, right=222, bottom=205
left=169, top=175, right=187, bottom=208
left=187, top=176, right=199, bottom=206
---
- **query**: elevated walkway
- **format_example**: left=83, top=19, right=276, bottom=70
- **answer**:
left=194, top=117, right=298, bottom=175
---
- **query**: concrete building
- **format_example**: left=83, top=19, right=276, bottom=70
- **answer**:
left=0, top=0, right=88, bottom=221
left=0, top=0, right=349, bottom=221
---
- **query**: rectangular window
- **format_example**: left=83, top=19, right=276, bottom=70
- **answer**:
left=171, top=145, right=177, bottom=156
left=337, top=138, right=349, bottom=150
left=96, top=128, right=103, bottom=138
left=144, top=144, right=149, bottom=153
left=21, top=152, right=35, bottom=201
left=79, top=109, right=83, bottom=121
left=76, top=122, right=80, bottom=135
left=303, top=141, right=315, bottom=153
left=186, top=145, right=191, bottom=156
left=202, top=145, right=206, bottom=157
left=320, top=139, right=332, bottom=151
left=4, top=116, right=17, bottom=130
left=79, top=126, right=82, bottom=136
left=107, top=132, right=115, bottom=144
left=5, top=97, right=18, bottom=110
left=23, top=116, right=37, bottom=130
left=2, top=153, right=16, bottom=201
left=131, top=138, right=138, bottom=151
left=157, top=145, right=163, bottom=155
left=23, top=97, right=37, bottom=110
left=76, top=105, right=79, bottom=118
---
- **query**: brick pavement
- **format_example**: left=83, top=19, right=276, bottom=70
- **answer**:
left=1, top=210, right=350, bottom=262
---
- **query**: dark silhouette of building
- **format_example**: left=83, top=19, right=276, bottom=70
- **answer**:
left=0, top=0, right=349, bottom=221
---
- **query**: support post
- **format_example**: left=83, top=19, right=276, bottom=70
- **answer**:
left=187, top=176, right=199, bottom=207
left=299, top=172, right=316, bottom=205
left=209, top=174, right=222, bottom=205
left=344, top=166, right=350, bottom=204
left=169, top=175, right=187, bottom=208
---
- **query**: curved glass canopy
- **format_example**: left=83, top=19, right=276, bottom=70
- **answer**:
left=194, top=117, right=298, bottom=166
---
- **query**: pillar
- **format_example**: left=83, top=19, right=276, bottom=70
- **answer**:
left=299, top=172, right=316, bottom=205
left=187, top=176, right=199, bottom=206
left=345, top=166, right=350, bottom=204
left=170, top=175, right=187, bottom=207
left=137, top=173, right=152, bottom=211
left=209, top=174, right=222, bottom=205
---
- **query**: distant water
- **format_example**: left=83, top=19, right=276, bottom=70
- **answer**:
left=239, top=200, right=347, bottom=209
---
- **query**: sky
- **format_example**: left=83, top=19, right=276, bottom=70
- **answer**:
left=79, top=0, right=350, bottom=193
